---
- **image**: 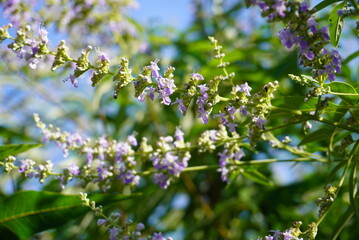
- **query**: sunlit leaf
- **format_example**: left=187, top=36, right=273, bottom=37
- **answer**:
left=0, top=144, right=41, bottom=160
left=0, top=191, right=142, bottom=239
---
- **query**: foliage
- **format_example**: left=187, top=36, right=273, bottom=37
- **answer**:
left=0, top=0, right=359, bottom=239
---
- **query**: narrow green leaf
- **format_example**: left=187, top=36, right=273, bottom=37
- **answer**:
left=272, top=96, right=317, bottom=110
left=312, top=0, right=343, bottom=12
left=0, top=144, right=42, bottom=160
left=299, top=128, right=331, bottom=146
left=349, top=160, right=359, bottom=219
left=329, top=2, right=346, bottom=47
left=242, top=169, right=273, bottom=186
left=342, top=50, right=359, bottom=65
left=0, top=191, right=142, bottom=239
left=331, top=207, right=354, bottom=240
left=326, top=81, right=359, bottom=105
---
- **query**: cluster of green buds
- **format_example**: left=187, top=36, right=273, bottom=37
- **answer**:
left=315, top=184, right=337, bottom=217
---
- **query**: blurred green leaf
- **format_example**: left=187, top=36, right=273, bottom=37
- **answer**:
left=313, top=0, right=343, bottom=12
left=331, top=207, right=355, bottom=240
left=241, top=169, right=273, bottom=186
left=329, top=2, right=346, bottom=47
left=0, top=144, right=41, bottom=160
left=326, top=81, right=359, bottom=105
left=299, top=128, right=332, bottom=146
left=0, top=191, right=142, bottom=239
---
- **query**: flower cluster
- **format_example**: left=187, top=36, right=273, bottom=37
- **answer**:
left=151, top=127, right=191, bottom=188
left=246, top=0, right=342, bottom=82
left=33, top=114, right=195, bottom=190
left=6, top=24, right=49, bottom=70
left=258, top=221, right=318, bottom=240
left=80, top=192, right=173, bottom=240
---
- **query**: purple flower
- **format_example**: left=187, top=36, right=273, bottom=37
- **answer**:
left=97, top=163, right=113, bottom=181
left=18, top=159, right=35, bottom=173
left=227, top=106, right=237, bottom=120
left=253, top=116, right=267, bottom=129
left=300, top=2, right=310, bottom=12
left=83, top=147, right=94, bottom=165
left=235, top=82, right=252, bottom=96
left=218, top=149, right=231, bottom=167
left=190, top=72, right=204, bottom=80
left=97, top=51, right=109, bottom=62
left=69, top=74, right=78, bottom=88
left=153, top=173, right=171, bottom=189
left=279, top=28, right=296, bottom=49
left=67, top=163, right=80, bottom=175
left=214, top=111, right=227, bottom=125
left=321, top=26, right=330, bottom=41
left=149, top=87, right=156, bottom=100
left=97, top=219, right=107, bottom=226
left=273, top=0, right=286, bottom=17
left=152, top=232, right=166, bottom=240
left=307, top=17, right=318, bottom=33
left=109, top=226, right=119, bottom=240
left=173, top=98, right=187, bottom=114
left=127, top=134, right=138, bottom=146
left=149, top=59, right=160, bottom=79
left=227, top=122, right=238, bottom=133
left=217, top=167, right=230, bottom=182
left=38, top=24, right=48, bottom=44
left=299, top=39, right=315, bottom=60
left=174, top=127, right=184, bottom=141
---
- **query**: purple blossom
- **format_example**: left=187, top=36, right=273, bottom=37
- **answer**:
left=273, top=0, right=286, bottom=17
left=18, top=159, right=35, bottom=173
left=174, top=127, right=184, bottom=141
left=240, top=105, right=247, bottom=116
left=217, top=167, right=230, bottom=182
left=196, top=84, right=210, bottom=124
left=127, top=134, right=138, bottom=146
left=227, top=106, right=237, bottom=120
left=97, top=219, right=107, bottom=226
left=278, top=28, right=297, bottom=49
left=97, top=163, right=112, bottom=181
left=307, top=17, right=318, bottom=33
left=157, top=77, right=176, bottom=105
left=299, top=39, right=315, bottom=60
left=38, top=24, right=48, bottom=44
left=83, top=147, right=94, bottom=165
left=253, top=116, right=267, bottom=129
left=67, top=163, right=80, bottom=175
left=190, top=72, right=204, bottom=80
left=153, top=173, right=171, bottom=189
left=149, top=59, right=160, bottom=79
left=69, top=74, right=78, bottom=88
left=321, top=26, right=330, bottom=41
left=218, top=150, right=231, bottom=167
left=173, top=98, right=187, bottom=114
left=115, top=142, right=131, bottom=162
left=214, top=111, right=227, bottom=125
left=226, top=122, right=238, bottom=133
left=300, top=2, right=310, bottom=12
left=118, top=167, right=140, bottom=185
left=149, top=87, right=156, bottom=100
left=235, top=82, right=252, bottom=96
left=152, top=232, right=166, bottom=240
left=97, top=51, right=109, bottom=62
left=109, top=226, right=119, bottom=240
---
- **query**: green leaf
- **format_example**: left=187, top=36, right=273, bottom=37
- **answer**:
left=299, top=128, right=332, bottom=146
left=241, top=169, right=273, bottom=186
left=272, top=96, right=317, bottom=111
left=331, top=207, right=355, bottom=240
left=342, top=50, right=359, bottom=65
left=326, top=81, right=359, bottom=106
left=313, top=0, right=343, bottom=12
left=0, top=191, right=142, bottom=239
left=349, top=160, right=359, bottom=219
left=0, top=144, right=42, bottom=160
left=329, top=2, right=346, bottom=47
